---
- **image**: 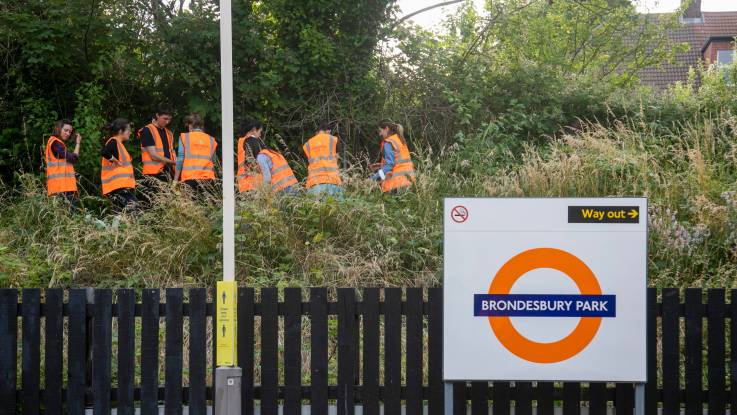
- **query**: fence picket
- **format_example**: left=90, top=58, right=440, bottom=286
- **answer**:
left=44, top=289, right=63, bottom=415
left=210, top=287, right=216, bottom=414
left=471, top=382, right=488, bottom=415
left=406, top=288, right=423, bottom=415
left=260, top=288, right=278, bottom=415
left=427, top=288, right=444, bottom=415
left=337, top=288, right=356, bottom=415
left=237, top=287, right=254, bottom=415
left=188, top=288, right=207, bottom=415
left=536, top=382, right=554, bottom=415
left=0, top=290, right=18, bottom=415
left=385, top=288, right=402, bottom=415
left=283, top=288, right=302, bottom=415
left=92, top=289, right=113, bottom=415
left=362, top=288, right=380, bottom=415
left=684, top=288, right=702, bottom=415
left=615, top=383, right=633, bottom=415
left=165, top=289, right=184, bottom=415
left=117, top=289, right=136, bottom=415
left=453, top=382, right=467, bottom=415
left=645, top=288, right=658, bottom=415
left=67, top=290, right=87, bottom=415
left=731, top=289, right=737, bottom=412
left=662, top=288, right=680, bottom=415
left=22, top=289, right=41, bottom=415
left=141, top=289, right=161, bottom=415
left=563, top=382, right=580, bottom=415
left=515, top=382, right=533, bottom=415
left=589, top=382, right=607, bottom=415
left=310, top=288, right=328, bottom=415
left=494, top=381, right=511, bottom=415
left=707, top=289, right=725, bottom=414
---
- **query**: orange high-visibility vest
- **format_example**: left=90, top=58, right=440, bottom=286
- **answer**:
left=303, top=133, right=341, bottom=188
left=236, top=135, right=262, bottom=192
left=101, top=137, right=136, bottom=195
left=139, top=124, right=175, bottom=175
left=380, top=134, right=415, bottom=193
left=260, top=149, right=298, bottom=193
left=180, top=131, right=217, bottom=181
left=45, top=136, right=78, bottom=195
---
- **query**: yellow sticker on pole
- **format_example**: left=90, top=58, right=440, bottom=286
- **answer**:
left=216, top=280, right=238, bottom=366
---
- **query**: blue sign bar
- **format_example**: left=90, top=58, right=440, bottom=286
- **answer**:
left=474, top=294, right=616, bottom=317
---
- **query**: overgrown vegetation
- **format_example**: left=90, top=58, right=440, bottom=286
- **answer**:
left=2, top=0, right=735, bottom=288
left=3, top=65, right=737, bottom=288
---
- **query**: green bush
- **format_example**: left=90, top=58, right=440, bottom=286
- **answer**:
left=4, top=100, right=737, bottom=289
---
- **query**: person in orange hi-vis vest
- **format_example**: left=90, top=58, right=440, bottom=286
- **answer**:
left=370, top=119, right=416, bottom=194
left=235, top=118, right=298, bottom=195
left=137, top=103, right=176, bottom=202
left=236, top=119, right=265, bottom=194
left=173, top=112, right=218, bottom=200
left=45, top=119, right=82, bottom=212
left=100, top=118, right=138, bottom=213
left=303, top=121, right=343, bottom=198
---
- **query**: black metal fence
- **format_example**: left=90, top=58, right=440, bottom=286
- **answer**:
left=0, top=287, right=733, bottom=414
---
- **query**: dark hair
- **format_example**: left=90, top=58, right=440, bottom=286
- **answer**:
left=317, top=121, right=331, bottom=132
left=156, top=103, right=174, bottom=117
left=378, top=119, right=406, bottom=145
left=378, top=119, right=397, bottom=133
left=52, top=119, right=73, bottom=136
left=245, top=137, right=264, bottom=160
left=238, top=118, right=263, bottom=137
left=106, top=118, right=130, bottom=136
left=185, top=112, right=204, bottom=129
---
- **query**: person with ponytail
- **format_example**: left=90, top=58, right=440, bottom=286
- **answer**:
left=100, top=118, right=138, bottom=212
left=236, top=119, right=298, bottom=195
left=45, top=119, right=81, bottom=211
left=236, top=119, right=266, bottom=193
left=370, top=119, right=416, bottom=194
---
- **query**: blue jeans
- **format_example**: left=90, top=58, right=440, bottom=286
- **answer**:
left=278, top=185, right=299, bottom=196
left=307, top=184, right=343, bottom=199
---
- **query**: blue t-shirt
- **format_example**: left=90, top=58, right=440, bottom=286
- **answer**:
left=371, top=142, right=394, bottom=180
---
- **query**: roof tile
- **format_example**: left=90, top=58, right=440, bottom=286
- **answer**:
left=638, top=12, right=737, bottom=89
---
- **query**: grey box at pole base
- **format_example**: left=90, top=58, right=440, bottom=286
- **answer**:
left=443, top=198, right=647, bottom=382
left=215, top=367, right=242, bottom=415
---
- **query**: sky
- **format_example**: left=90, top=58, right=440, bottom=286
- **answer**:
left=397, top=0, right=736, bottom=29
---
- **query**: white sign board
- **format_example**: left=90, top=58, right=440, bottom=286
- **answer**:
left=443, top=198, right=647, bottom=382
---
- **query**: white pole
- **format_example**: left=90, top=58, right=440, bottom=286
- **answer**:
left=215, top=1, right=241, bottom=414
left=220, top=0, right=235, bottom=282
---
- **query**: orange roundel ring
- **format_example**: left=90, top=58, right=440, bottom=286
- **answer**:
left=488, top=247, right=602, bottom=363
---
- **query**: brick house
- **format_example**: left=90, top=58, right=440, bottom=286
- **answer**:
left=638, top=0, right=737, bottom=89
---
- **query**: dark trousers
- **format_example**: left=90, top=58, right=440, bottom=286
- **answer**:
left=55, top=191, right=78, bottom=213
left=107, top=188, right=138, bottom=213
left=183, top=179, right=218, bottom=201
left=139, top=171, right=171, bottom=205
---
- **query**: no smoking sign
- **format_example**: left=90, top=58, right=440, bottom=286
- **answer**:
left=451, top=205, right=469, bottom=223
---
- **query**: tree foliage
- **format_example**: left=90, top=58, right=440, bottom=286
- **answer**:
left=382, top=0, right=684, bottom=151
left=0, top=0, right=395, bottom=186
left=1, top=0, right=683, bottom=190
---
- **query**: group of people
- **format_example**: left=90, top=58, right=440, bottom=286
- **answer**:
left=44, top=104, right=416, bottom=212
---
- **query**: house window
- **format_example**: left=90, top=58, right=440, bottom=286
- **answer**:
left=716, top=49, right=735, bottom=66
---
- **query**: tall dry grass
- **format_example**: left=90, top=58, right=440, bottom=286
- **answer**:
left=3, top=111, right=737, bottom=288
